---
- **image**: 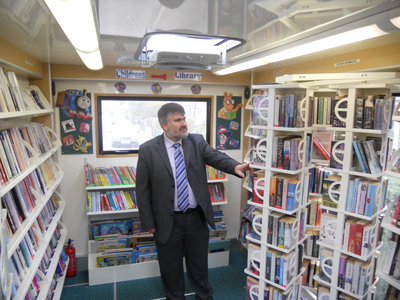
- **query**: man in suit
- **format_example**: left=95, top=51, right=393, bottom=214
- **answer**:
left=136, top=103, right=251, bottom=300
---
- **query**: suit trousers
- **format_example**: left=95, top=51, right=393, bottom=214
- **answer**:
left=155, top=206, right=213, bottom=300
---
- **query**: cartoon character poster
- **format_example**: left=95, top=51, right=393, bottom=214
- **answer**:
left=56, top=89, right=93, bottom=154
left=216, top=92, right=242, bottom=150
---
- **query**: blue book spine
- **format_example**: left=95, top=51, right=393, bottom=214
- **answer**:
left=351, top=178, right=361, bottom=213
left=369, top=184, right=377, bottom=217
left=279, top=256, right=285, bottom=285
left=363, top=184, right=372, bottom=216
left=275, top=256, right=281, bottom=284
left=110, top=191, right=121, bottom=210
left=346, top=180, right=355, bottom=212
left=309, top=168, right=315, bottom=192
left=287, top=182, right=296, bottom=211
left=285, top=95, right=290, bottom=127
left=289, top=95, right=295, bottom=127
left=353, top=141, right=367, bottom=173
left=91, top=191, right=96, bottom=212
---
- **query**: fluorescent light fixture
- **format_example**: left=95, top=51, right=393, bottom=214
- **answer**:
left=213, top=25, right=387, bottom=75
left=76, top=49, right=103, bottom=71
left=391, top=16, right=400, bottom=28
left=135, top=31, right=245, bottom=62
left=45, top=0, right=103, bottom=70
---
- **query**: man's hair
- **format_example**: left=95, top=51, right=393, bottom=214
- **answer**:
left=158, top=103, right=185, bottom=127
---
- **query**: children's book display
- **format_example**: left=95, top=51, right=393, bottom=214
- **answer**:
left=274, top=72, right=399, bottom=300
left=0, top=66, right=67, bottom=300
left=86, top=164, right=231, bottom=285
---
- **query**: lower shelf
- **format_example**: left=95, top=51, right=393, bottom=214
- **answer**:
left=88, top=250, right=230, bottom=285
left=376, top=270, right=400, bottom=290
left=52, top=258, right=70, bottom=300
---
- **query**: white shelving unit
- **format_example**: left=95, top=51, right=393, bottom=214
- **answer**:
left=0, top=71, right=67, bottom=300
left=275, top=73, right=399, bottom=299
left=86, top=169, right=231, bottom=286
left=244, top=84, right=313, bottom=299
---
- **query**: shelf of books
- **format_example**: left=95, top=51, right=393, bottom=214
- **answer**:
left=0, top=208, right=13, bottom=300
left=0, top=65, right=68, bottom=300
left=275, top=72, right=399, bottom=299
left=244, top=84, right=313, bottom=299
left=86, top=164, right=230, bottom=286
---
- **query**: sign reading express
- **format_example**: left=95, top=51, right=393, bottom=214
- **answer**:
left=116, top=69, right=146, bottom=79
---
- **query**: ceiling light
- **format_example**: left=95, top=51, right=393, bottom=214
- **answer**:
left=391, top=16, right=400, bottom=28
left=45, top=0, right=103, bottom=70
left=76, top=49, right=103, bottom=70
left=213, top=24, right=388, bottom=76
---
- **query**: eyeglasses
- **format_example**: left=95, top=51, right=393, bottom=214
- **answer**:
left=224, top=99, right=235, bottom=105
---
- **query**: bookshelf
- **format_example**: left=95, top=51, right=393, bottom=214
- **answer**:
left=275, top=73, right=399, bottom=299
left=244, top=84, right=312, bottom=299
left=0, top=65, right=67, bottom=300
left=85, top=164, right=230, bottom=286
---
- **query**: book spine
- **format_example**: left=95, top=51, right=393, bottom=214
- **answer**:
left=392, top=196, right=400, bottom=225
left=313, top=137, right=330, bottom=161
left=338, top=256, right=346, bottom=288
left=354, top=224, right=364, bottom=255
left=283, top=140, right=291, bottom=170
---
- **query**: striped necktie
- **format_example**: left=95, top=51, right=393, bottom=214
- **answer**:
left=173, top=143, right=189, bottom=212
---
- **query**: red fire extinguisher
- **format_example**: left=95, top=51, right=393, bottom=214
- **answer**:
left=66, top=239, right=76, bottom=277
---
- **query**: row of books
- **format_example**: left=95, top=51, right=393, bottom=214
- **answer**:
left=330, top=136, right=392, bottom=173
left=206, top=165, right=226, bottom=180
left=210, top=210, right=227, bottom=238
left=246, top=276, right=301, bottom=300
left=248, top=242, right=298, bottom=287
left=304, top=229, right=320, bottom=259
left=302, top=258, right=320, bottom=289
left=88, top=218, right=149, bottom=240
left=85, top=163, right=136, bottom=186
left=318, top=247, right=375, bottom=296
left=355, top=96, right=394, bottom=130
left=307, top=197, right=324, bottom=227
left=208, top=182, right=226, bottom=202
left=391, top=195, right=400, bottom=229
left=309, top=167, right=331, bottom=194
left=381, top=232, right=400, bottom=278
left=321, top=213, right=376, bottom=257
left=353, top=139, right=382, bottom=174
left=2, top=178, right=60, bottom=240
left=87, top=190, right=137, bottom=212
left=253, top=92, right=307, bottom=128
left=252, top=170, right=303, bottom=212
left=322, top=175, right=388, bottom=217
left=95, top=235, right=157, bottom=267
left=237, top=217, right=251, bottom=244
left=0, top=67, right=47, bottom=113
left=0, top=124, right=54, bottom=185
left=318, top=285, right=374, bottom=300
left=384, top=284, right=400, bottom=300
left=9, top=223, right=62, bottom=297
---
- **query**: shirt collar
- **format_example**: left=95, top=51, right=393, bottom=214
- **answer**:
left=164, top=134, right=182, bottom=148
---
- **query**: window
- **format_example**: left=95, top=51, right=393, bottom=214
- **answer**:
left=96, top=95, right=212, bottom=156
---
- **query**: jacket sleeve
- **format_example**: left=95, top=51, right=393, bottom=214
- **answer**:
left=136, top=146, right=156, bottom=230
left=195, top=135, right=241, bottom=178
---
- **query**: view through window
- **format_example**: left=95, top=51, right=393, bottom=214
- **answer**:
left=96, top=96, right=212, bottom=155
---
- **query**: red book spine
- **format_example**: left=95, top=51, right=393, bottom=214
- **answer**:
left=348, top=223, right=357, bottom=253
left=354, top=224, right=364, bottom=255
left=104, top=194, right=111, bottom=211
left=392, top=195, right=400, bottom=225
left=313, top=137, right=331, bottom=160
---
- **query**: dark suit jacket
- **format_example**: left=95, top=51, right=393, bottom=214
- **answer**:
left=136, top=133, right=240, bottom=244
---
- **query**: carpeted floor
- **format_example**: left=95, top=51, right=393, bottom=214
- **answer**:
left=60, top=239, right=247, bottom=300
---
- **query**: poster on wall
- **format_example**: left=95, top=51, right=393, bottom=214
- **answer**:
left=215, top=92, right=242, bottom=150
left=56, top=89, right=93, bottom=154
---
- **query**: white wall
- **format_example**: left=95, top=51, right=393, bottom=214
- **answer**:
left=53, top=79, right=246, bottom=256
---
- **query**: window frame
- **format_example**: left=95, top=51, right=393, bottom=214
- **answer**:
left=95, top=94, right=214, bottom=157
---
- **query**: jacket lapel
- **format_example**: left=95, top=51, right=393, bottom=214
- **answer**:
left=155, top=134, right=173, bottom=177
left=182, top=136, right=191, bottom=169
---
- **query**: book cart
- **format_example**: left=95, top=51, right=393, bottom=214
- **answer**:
left=275, top=72, right=400, bottom=300
left=244, top=84, right=315, bottom=299
left=0, top=66, right=67, bottom=300
left=86, top=165, right=230, bottom=286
